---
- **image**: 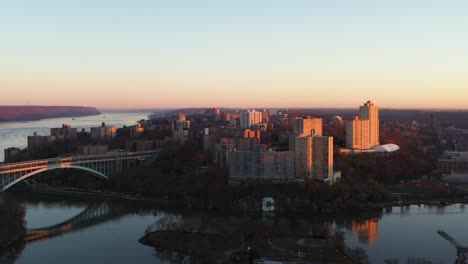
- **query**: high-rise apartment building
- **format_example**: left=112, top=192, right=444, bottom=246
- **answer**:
left=289, top=117, right=323, bottom=151
left=359, top=101, right=379, bottom=148
left=228, top=151, right=256, bottom=180
left=312, top=136, right=334, bottom=180
left=214, top=139, right=236, bottom=167
left=203, top=134, right=217, bottom=154
left=346, top=118, right=371, bottom=150
left=243, top=129, right=261, bottom=143
left=228, top=149, right=295, bottom=182
left=240, top=110, right=263, bottom=129
left=173, top=113, right=190, bottom=143
left=294, top=135, right=334, bottom=180
left=292, top=117, right=323, bottom=137
left=261, top=150, right=295, bottom=180
left=173, top=112, right=190, bottom=130
left=262, top=110, right=269, bottom=123
left=295, top=136, right=313, bottom=178
left=346, top=101, right=379, bottom=150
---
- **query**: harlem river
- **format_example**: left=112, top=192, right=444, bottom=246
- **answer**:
left=1, top=112, right=468, bottom=263
left=2, top=193, right=466, bottom=264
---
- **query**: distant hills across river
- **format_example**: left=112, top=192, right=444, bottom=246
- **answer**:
left=0, top=106, right=101, bottom=122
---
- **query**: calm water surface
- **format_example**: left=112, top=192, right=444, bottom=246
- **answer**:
left=9, top=195, right=466, bottom=264
left=341, top=204, right=467, bottom=263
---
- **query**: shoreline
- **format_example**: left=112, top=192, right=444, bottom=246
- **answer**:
left=11, top=184, right=468, bottom=214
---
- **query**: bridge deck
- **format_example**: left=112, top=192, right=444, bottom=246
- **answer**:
left=0, top=150, right=160, bottom=191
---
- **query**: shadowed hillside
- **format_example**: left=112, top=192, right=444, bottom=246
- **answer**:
left=0, top=106, right=100, bottom=122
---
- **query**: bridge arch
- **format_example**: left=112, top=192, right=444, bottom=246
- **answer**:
left=25, top=203, right=127, bottom=242
left=3, top=164, right=110, bottom=191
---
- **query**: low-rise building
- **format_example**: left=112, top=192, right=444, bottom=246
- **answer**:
left=79, top=144, right=108, bottom=155
left=28, top=133, right=56, bottom=149
left=126, top=139, right=163, bottom=152
left=438, top=151, right=468, bottom=176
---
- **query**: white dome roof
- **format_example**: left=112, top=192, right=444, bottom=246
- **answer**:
left=373, top=144, right=400, bottom=153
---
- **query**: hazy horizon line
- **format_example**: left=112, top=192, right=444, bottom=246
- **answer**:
left=3, top=104, right=468, bottom=112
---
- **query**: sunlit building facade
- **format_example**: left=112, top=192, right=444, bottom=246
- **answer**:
left=240, top=110, right=263, bottom=129
left=359, top=100, right=380, bottom=148
left=346, top=101, right=379, bottom=150
left=291, top=117, right=323, bottom=137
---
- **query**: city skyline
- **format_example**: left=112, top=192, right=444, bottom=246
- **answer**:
left=2, top=1, right=468, bottom=109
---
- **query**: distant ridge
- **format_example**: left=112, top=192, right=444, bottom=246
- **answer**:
left=0, top=106, right=101, bottom=122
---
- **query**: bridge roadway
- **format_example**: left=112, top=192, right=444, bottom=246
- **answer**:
left=0, top=150, right=160, bottom=191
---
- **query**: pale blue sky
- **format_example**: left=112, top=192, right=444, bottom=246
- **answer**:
left=1, top=1, right=468, bottom=109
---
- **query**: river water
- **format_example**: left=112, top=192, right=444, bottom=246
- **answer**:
left=0, top=110, right=151, bottom=162
left=6, top=194, right=465, bottom=264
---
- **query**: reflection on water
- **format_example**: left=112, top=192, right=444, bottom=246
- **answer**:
left=25, top=203, right=129, bottom=243
left=341, top=204, right=468, bottom=263
left=2, top=192, right=467, bottom=264
left=9, top=193, right=374, bottom=264
left=351, top=219, right=379, bottom=246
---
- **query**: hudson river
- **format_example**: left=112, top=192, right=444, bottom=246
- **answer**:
left=0, top=110, right=150, bottom=162
left=7, top=193, right=467, bottom=264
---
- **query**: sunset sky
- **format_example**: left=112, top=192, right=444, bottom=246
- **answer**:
left=1, top=1, right=468, bottom=109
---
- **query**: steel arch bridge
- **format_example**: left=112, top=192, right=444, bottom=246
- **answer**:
left=0, top=150, right=159, bottom=191
left=25, top=203, right=128, bottom=242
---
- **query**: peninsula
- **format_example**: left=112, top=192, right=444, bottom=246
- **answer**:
left=0, top=106, right=101, bottom=122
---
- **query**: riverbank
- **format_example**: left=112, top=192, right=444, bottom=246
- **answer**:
left=12, top=184, right=168, bottom=205
left=12, top=183, right=468, bottom=215
left=0, top=194, right=26, bottom=255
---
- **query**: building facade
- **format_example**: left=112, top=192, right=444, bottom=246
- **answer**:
left=346, top=101, right=379, bottom=150
left=240, top=110, right=263, bottom=129
left=359, top=101, right=380, bottom=148
left=295, top=136, right=313, bottom=178
left=291, top=117, right=323, bottom=137
left=346, top=118, right=370, bottom=150
left=228, top=149, right=295, bottom=182
left=91, top=122, right=117, bottom=140
left=28, top=133, right=56, bottom=149
left=79, top=144, right=108, bottom=155
left=312, top=136, right=334, bottom=180
left=50, top=124, right=78, bottom=140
